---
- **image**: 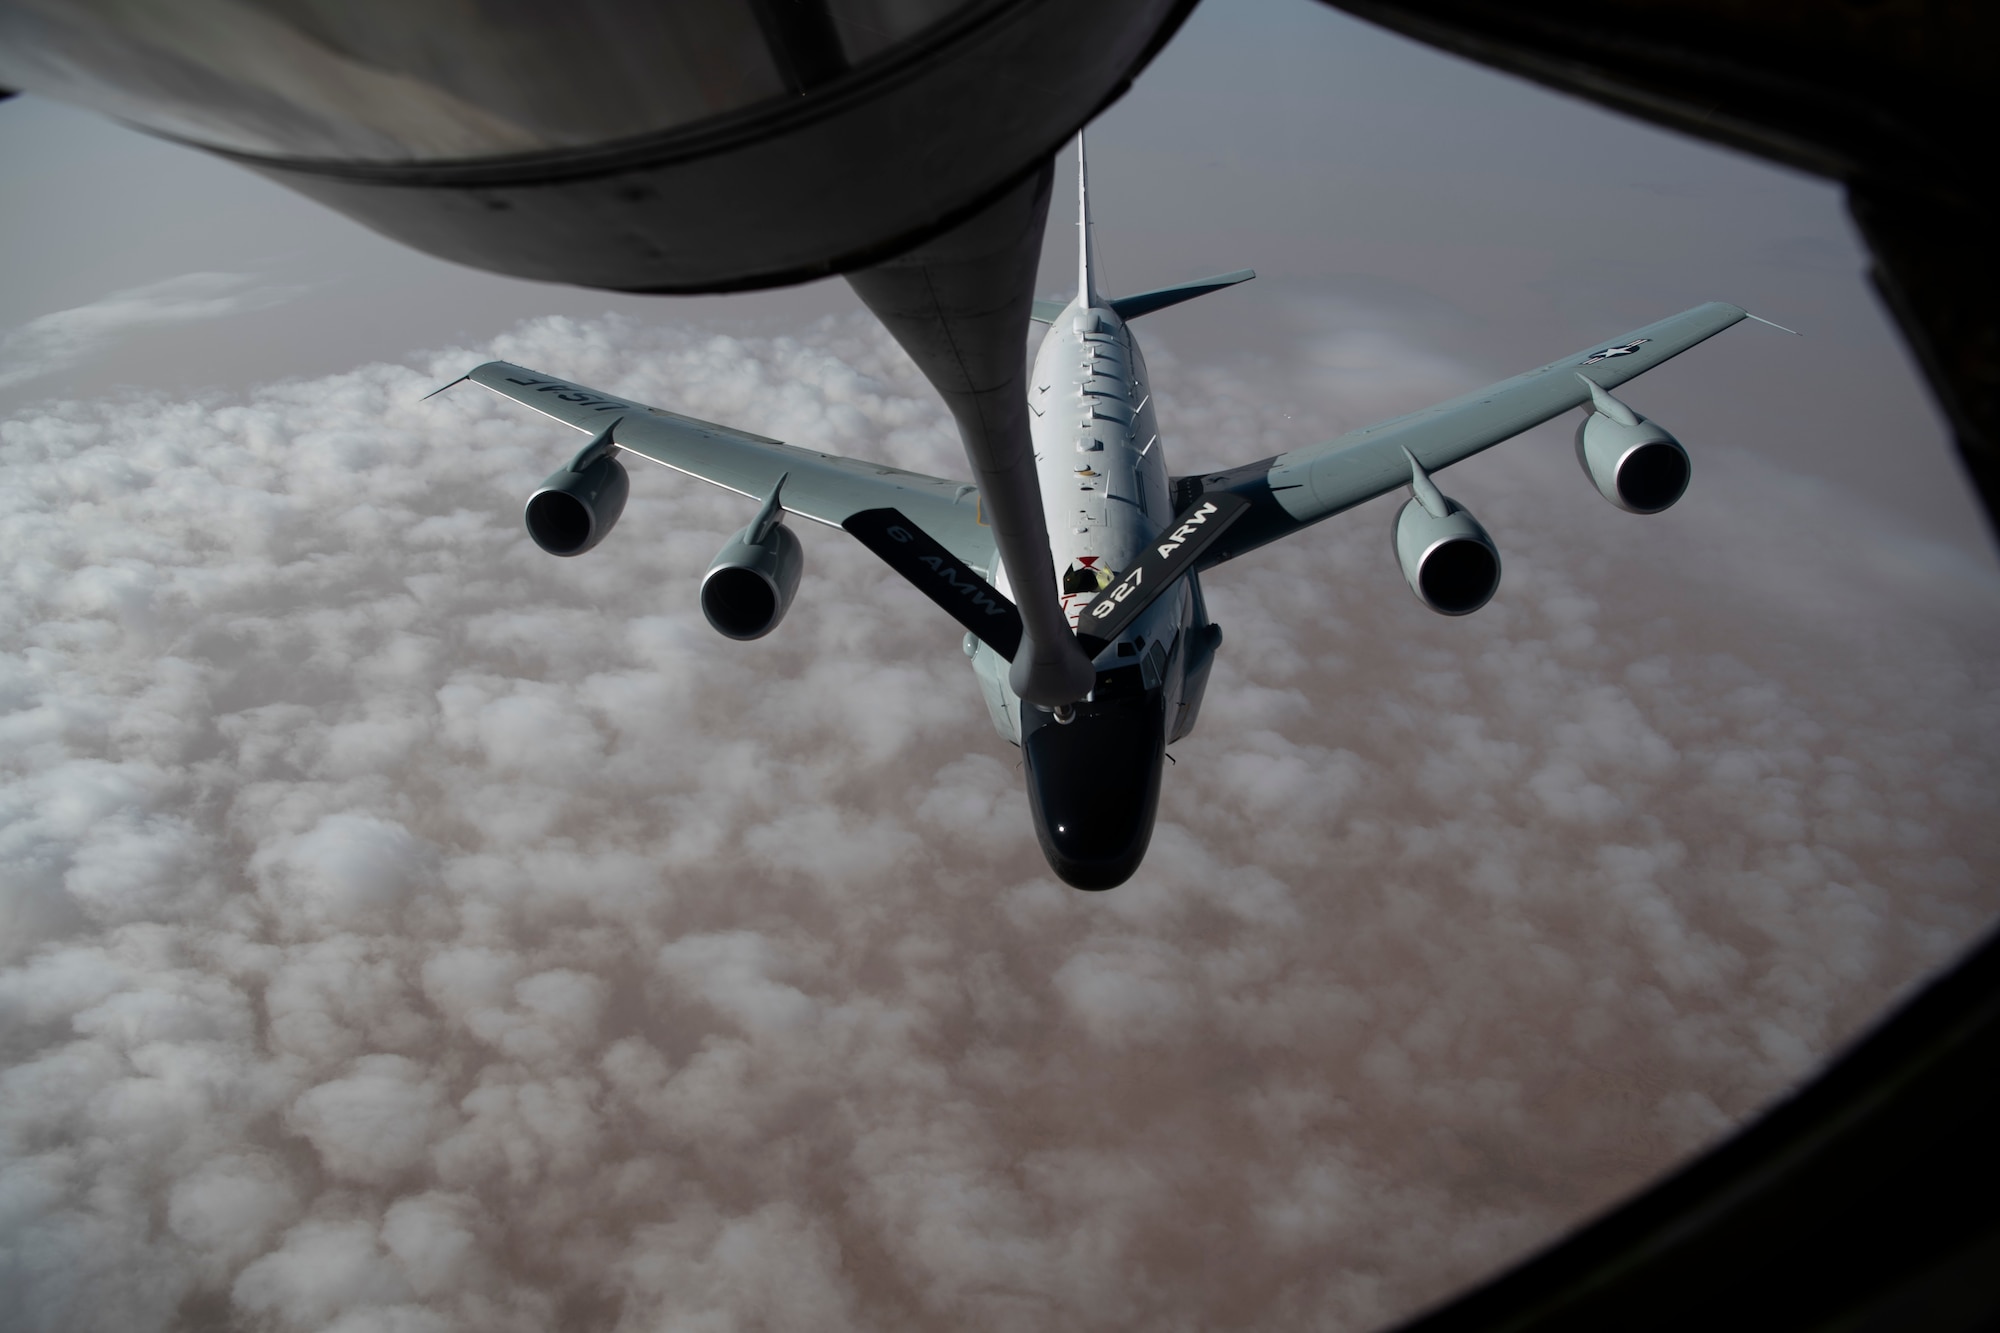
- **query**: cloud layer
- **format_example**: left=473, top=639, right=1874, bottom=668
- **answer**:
left=3, top=312, right=1997, bottom=1332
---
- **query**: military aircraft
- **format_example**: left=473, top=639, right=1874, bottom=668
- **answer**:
left=439, top=138, right=1747, bottom=889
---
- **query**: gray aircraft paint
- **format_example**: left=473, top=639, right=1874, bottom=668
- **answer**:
left=463, top=363, right=994, bottom=567
left=964, top=143, right=1213, bottom=748
left=455, top=135, right=1748, bottom=873
left=970, top=294, right=1193, bottom=747
left=1176, top=302, right=1745, bottom=570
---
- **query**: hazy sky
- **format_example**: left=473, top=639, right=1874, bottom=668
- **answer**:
left=3, top=3, right=1998, bottom=1332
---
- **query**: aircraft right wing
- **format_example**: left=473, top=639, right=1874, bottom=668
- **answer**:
left=1175, top=301, right=1748, bottom=569
left=459, top=361, right=994, bottom=566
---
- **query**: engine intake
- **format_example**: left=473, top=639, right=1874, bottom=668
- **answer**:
left=1394, top=495, right=1501, bottom=616
left=700, top=483, right=803, bottom=640
left=1574, top=377, right=1690, bottom=514
left=525, top=426, right=628, bottom=556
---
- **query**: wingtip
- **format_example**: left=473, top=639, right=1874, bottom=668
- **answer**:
left=1745, top=311, right=1805, bottom=336
left=421, top=373, right=470, bottom=401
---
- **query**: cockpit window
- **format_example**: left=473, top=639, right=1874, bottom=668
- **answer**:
left=1062, top=563, right=1113, bottom=596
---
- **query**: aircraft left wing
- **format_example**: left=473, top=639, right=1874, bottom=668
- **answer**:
left=460, top=361, right=994, bottom=565
left=1175, top=302, right=1748, bottom=570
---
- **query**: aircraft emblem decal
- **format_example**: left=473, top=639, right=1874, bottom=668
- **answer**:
left=1581, top=339, right=1650, bottom=365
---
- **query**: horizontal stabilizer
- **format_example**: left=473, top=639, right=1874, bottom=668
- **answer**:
left=843, top=508, right=1022, bottom=660
left=1109, top=269, right=1254, bottom=322
left=1030, top=298, right=1070, bottom=325
left=1073, top=491, right=1249, bottom=658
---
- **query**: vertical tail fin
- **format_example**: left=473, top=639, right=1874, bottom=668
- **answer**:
left=1076, top=131, right=1099, bottom=310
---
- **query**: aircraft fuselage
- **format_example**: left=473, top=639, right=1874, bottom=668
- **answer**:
left=967, top=302, right=1217, bottom=888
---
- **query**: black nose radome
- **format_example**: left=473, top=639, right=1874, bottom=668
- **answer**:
left=1023, top=695, right=1166, bottom=890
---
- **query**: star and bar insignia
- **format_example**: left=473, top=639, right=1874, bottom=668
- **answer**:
left=1581, top=338, right=1650, bottom=365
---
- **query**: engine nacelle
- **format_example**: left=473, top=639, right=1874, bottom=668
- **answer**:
left=701, top=519, right=803, bottom=640
left=1393, top=494, right=1501, bottom=616
left=525, top=452, right=628, bottom=555
left=1574, top=379, right=1690, bottom=514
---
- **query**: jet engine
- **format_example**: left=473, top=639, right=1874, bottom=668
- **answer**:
left=700, top=486, right=803, bottom=641
left=1393, top=494, right=1502, bottom=616
left=525, top=439, right=628, bottom=556
left=1574, top=377, right=1691, bottom=514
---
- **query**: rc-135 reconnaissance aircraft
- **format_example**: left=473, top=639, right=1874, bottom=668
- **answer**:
left=442, top=139, right=1749, bottom=889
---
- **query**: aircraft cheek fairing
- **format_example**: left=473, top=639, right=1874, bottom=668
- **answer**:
left=449, top=136, right=1749, bottom=890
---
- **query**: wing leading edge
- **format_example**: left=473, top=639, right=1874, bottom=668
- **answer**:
left=1175, top=302, right=1748, bottom=570
left=462, top=361, right=994, bottom=566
